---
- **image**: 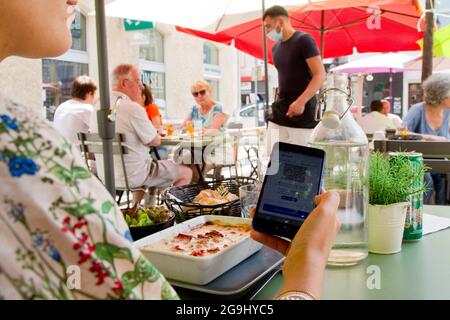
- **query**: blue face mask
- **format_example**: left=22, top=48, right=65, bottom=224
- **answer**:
left=268, top=25, right=283, bottom=42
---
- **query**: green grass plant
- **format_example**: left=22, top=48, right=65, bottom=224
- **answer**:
left=369, top=152, right=427, bottom=206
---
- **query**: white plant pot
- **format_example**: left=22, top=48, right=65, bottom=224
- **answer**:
left=368, top=203, right=408, bottom=254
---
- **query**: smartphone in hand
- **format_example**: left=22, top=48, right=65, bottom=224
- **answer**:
left=252, top=142, right=326, bottom=239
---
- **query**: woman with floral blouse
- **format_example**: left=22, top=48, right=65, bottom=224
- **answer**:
left=0, top=0, right=176, bottom=300
left=0, top=0, right=340, bottom=300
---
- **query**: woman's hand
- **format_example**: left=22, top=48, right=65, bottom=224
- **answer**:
left=250, top=191, right=340, bottom=257
left=250, top=191, right=341, bottom=299
left=281, top=191, right=340, bottom=268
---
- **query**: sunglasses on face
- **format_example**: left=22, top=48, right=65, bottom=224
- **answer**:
left=192, top=89, right=207, bottom=97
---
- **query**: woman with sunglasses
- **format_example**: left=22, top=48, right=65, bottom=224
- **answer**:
left=182, top=80, right=228, bottom=136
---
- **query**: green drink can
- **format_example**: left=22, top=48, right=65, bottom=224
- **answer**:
left=388, top=152, right=424, bottom=241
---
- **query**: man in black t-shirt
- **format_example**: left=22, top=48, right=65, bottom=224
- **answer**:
left=263, top=5, right=326, bottom=152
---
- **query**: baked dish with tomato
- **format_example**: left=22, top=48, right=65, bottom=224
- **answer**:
left=142, top=220, right=251, bottom=257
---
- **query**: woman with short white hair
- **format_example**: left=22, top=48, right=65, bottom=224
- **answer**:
left=403, top=73, right=450, bottom=205
left=404, top=73, right=450, bottom=140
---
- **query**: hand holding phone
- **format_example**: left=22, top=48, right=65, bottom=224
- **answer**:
left=250, top=191, right=341, bottom=300
left=252, top=142, right=326, bottom=239
left=250, top=191, right=340, bottom=257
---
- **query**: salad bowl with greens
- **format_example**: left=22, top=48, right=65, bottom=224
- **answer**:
left=122, top=206, right=175, bottom=241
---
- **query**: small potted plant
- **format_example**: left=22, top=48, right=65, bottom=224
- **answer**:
left=368, top=152, right=427, bottom=254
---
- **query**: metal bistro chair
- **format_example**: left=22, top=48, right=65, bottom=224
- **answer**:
left=78, top=132, right=145, bottom=208
left=242, top=145, right=260, bottom=180
left=207, top=121, right=243, bottom=181
left=373, top=140, right=450, bottom=174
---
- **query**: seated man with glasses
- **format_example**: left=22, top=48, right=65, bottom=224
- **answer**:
left=182, top=80, right=228, bottom=136
left=96, top=64, right=192, bottom=207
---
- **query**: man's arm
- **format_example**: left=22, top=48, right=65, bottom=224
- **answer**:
left=299, top=56, right=326, bottom=105
left=287, top=56, right=326, bottom=117
left=130, top=105, right=160, bottom=147
left=147, top=134, right=161, bottom=147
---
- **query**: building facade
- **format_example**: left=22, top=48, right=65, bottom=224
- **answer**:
left=0, top=7, right=242, bottom=122
left=3, top=3, right=446, bottom=125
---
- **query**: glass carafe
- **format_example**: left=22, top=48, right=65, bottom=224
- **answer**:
left=309, top=74, right=369, bottom=266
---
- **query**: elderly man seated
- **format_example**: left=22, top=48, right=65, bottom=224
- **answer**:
left=109, top=64, right=192, bottom=206
left=358, top=99, right=396, bottom=134
left=381, top=99, right=402, bottom=129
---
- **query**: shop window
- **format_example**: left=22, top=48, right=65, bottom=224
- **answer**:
left=42, top=11, right=88, bottom=121
left=139, top=29, right=164, bottom=63
left=206, top=79, right=220, bottom=102
left=203, top=43, right=219, bottom=65
left=139, top=29, right=166, bottom=117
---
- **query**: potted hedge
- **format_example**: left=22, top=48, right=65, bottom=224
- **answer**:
left=368, top=152, right=427, bottom=254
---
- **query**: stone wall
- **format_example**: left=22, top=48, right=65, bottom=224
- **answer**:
left=0, top=57, right=43, bottom=114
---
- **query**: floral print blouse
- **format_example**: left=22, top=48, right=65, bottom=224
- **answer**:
left=0, top=92, right=178, bottom=300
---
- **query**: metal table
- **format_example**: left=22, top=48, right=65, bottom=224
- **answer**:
left=160, top=135, right=218, bottom=182
left=254, top=205, right=450, bottom=300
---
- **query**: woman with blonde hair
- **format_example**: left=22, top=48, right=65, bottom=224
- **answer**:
left=183, top=80, right=228, bottom=136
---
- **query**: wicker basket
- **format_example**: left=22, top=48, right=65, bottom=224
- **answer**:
left=162, top=177, right=257, bottom=223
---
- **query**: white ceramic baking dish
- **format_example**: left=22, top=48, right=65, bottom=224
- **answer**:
left=134, top=215, right=263, bottom=285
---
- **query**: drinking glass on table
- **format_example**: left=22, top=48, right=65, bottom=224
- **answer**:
left=166, top=123, right=174, bottom=136
left=239, top=183, right=261, bottom=218
left=373, top=130, right=386, bottom=141
left=192, top=120, right=203, bottom=136
left=398, top=125, right=409, bottom=137
left=186, top=122, right=194, bottom=136
left=257, top=156, right=270, bottom=182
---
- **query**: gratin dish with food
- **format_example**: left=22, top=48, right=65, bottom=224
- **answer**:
left=134, top=215, right=263, bottom=285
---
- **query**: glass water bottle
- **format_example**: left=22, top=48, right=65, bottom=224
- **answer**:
left=309, top=74, right=369, bottom=266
